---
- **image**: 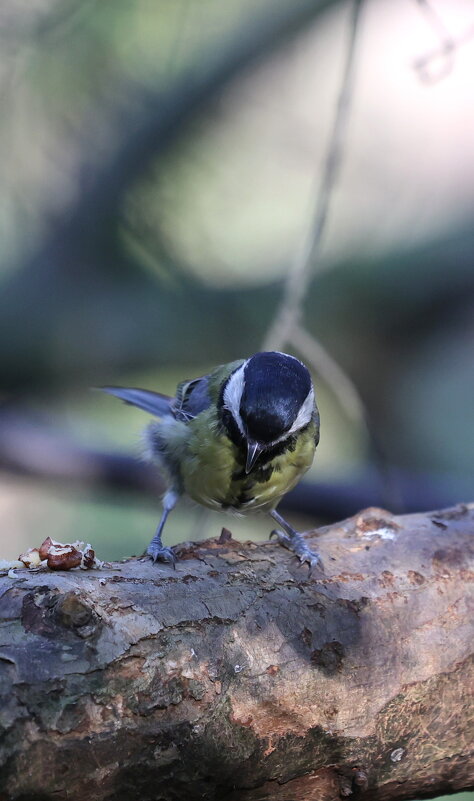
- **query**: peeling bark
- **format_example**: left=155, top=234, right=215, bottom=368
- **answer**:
left=0, top=504, right=473, bottom=801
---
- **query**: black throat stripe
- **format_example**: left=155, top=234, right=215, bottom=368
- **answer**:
left=221, top=407, right=301, bottom=472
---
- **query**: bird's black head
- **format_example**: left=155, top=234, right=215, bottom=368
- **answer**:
left=240, top=352, right=312, bottom=442
left=220, top=351, right=314, bottom=471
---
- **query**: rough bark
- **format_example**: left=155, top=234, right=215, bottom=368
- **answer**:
left=0, top=504, right=473, bottom=801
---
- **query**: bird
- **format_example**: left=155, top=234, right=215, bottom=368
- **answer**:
left=101, top=351, right=322, bottom=570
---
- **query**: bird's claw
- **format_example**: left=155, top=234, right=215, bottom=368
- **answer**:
left=146, top=543, right=176, bottom=568
left=270, top=529, right=323, bottom=575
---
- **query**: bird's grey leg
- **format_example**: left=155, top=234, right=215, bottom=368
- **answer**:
left=147, top=490, right=179, bottom=567
left=269, top=508, right=323, bottom=573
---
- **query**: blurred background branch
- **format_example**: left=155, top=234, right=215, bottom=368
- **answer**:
left=413, top=0, right=457, bottom=82
left=0, top=0, right=340, bottom=391
left=0, top=409, right=469, bottom=524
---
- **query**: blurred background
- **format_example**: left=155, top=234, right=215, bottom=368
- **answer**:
left=0, top=2, right=473, bottom=798
left=0, top=0, right=473, bottom=571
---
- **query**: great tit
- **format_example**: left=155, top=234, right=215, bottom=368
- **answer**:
left=102, top=351, right=322, bottom=569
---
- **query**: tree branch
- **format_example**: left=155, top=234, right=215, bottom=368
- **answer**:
left=0, top=411, right=469, bottom=520
left=1, top=504, right=473, bottom=800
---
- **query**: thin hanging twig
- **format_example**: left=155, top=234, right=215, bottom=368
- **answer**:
left=263, top=0, right=369, bottom=445
left=262, top=1, right=404, bottom=511
left=413, top=0, right=455, bottom=82
left=413, top=0, right=474, bottom=84
left=289, top=324, right=365, bottom=424
left=263, top=0, right=363, bottom=353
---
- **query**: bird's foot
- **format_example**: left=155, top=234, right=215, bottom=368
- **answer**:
left=270, top=529, right=323, bottom=574
left=146, top=542, right=176, bottom=568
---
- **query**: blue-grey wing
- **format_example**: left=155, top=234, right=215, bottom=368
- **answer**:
left=100, top=374, right=212, bottom=422
left=174, top=375, right=212, bottom=421
left=100, top=386, right=174, bottom=419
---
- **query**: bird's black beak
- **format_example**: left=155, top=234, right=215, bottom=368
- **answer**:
left=245, top=439, right=264, bottom=474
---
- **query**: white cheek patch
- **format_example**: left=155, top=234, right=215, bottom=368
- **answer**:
left=223, top=362, right=247, bottom=436
left=287, top=387, right=315, bottom=436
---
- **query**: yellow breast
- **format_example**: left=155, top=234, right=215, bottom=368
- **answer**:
left=181, top=413, right=317, bottom=513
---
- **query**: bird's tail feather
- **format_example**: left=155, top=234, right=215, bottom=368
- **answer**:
left=99, top=386, right=174, bottom=419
